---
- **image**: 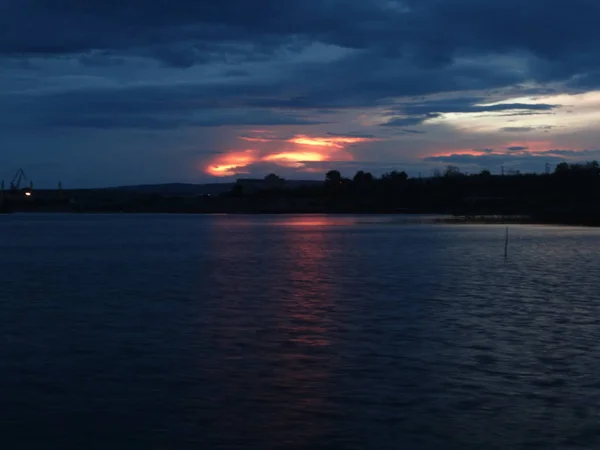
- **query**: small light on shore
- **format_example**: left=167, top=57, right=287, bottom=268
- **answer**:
left=25, top=192, right=31, bottom=197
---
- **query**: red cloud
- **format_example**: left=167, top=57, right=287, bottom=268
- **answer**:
left=205, top=132, right=378, bottom=176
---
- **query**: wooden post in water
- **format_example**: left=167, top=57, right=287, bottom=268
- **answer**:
left=504, top=226, right=509, bottom=258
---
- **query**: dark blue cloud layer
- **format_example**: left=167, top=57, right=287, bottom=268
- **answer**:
left=2, top=0, right=600, bottom=185
left=3, top=0, right=600, bottom=76
left=3, top=0, right=593, bottom=130
left=425, top=149, right=600, bottom=171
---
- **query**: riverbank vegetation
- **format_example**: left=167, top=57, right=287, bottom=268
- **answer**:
left=2, top=161, right=599, bottom=225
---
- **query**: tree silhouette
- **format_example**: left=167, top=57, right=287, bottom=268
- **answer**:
left=353, top=171, right=374, bottom=185
left=555, top=162, right=569, bottom=174
left=381, top=170, right=408, bottom=182
left=353, top=170, right=365, bottom=183
left=326, top=170, right=342, bottom=184
left=444, top=165, right=462, bottom=177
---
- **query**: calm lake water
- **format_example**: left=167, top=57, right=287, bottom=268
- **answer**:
left=1, top=214, right=600, bottom=449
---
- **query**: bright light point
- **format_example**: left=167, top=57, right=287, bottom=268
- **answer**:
left=24, top=192, right=32, bottom=197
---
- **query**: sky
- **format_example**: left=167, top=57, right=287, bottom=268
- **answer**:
left=3, top=0, right=600, bottom=187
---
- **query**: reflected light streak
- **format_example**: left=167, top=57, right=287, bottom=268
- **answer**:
left=278, top=219, right=336, bottom=348
left=266, top=224, right=339, bottom=440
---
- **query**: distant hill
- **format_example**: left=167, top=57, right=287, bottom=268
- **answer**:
left=109, top=180, right=323, bottom=195
left=111, top=183, right=235, bottom=195
left=283, top=180, right=324, bottom=188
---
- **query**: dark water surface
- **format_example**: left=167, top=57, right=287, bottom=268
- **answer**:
left=1, top=214, right=600, bottom=449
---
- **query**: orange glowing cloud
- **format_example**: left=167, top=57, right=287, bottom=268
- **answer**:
left=206, top=149, right=259, bottom=176
left=288, top=135, right=373, bottom=148
left=427, top=149, right=490, bottom=158
left=205, top=132, right=377, bottom=176
left=263, top=151, right=327, bottom=167
left=239, top=137, right=273, bottom=143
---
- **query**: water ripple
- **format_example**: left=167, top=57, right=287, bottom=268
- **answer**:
left=0, top=215, right=599, bottom=449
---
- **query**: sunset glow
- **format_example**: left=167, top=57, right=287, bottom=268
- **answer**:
left=263, top=151, right=327, bottom=167
left=204, top=133, right=376, bottom=176
left=289, top=135, right=373, bottom=148
left=7, top=1, right=600, bottom=186
left=239, top=137, right=274, bottom=143
left=206, top=150, right=259, bottom=176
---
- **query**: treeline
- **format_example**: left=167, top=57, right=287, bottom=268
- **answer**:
left=225, top=161, right=600, bottom=220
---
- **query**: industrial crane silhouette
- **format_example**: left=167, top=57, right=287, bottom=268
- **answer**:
left=10, top=168, right=28, bottom=191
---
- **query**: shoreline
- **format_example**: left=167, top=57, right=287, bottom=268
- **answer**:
left=2, top=210, right=598, bottom=227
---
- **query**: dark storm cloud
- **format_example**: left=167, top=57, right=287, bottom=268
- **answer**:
left=380, top=114, right=441, bottom=127
left=44, top=110, right=325, bottom=129
left=1, top=48, right=527, bottom=131
left=0, top=1, right=369, bottom=59
left=501, top=127, right=535, bottom=133
left=221, top=69, right=250, bottom=78
left=380, top=97, right=559, bottom=129
left=501, top=112, right=555, bottom=117
left=507, top=146, right=528, bottom=151
left=1, top=81, right=330, bottom=129
left=393, top=98, right=558, bottom=116
left=397, top=129, right=426, bottom=135
left=545, top=149, right=599, bottom=157
left=5, top=0, right=595, bottom=135
left=78, top=51, right=126, bottom=67
left=290, top=50, right=529, bottom=108
left=326, top=132, right=377, bottom=139
left=3, top=0, right=600, bottom=187
left=425, top=149, right=600, bottom=167
left=3, top=0, right=600, bottom=85
left=240, top=56, right=523, bottom=110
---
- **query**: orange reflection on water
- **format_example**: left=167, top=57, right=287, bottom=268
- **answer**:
left=273, top=215, right=359, bottom=228
left=277, top=218, right=338, bottom=348
left=266, top=219, right=339, bottom=441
